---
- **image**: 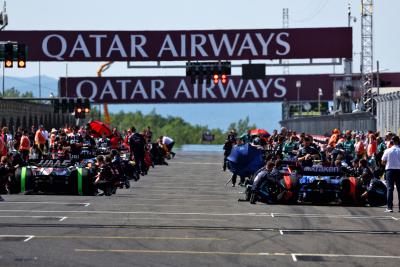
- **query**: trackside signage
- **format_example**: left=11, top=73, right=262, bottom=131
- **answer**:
left=0, top=28, right=352, bottom=61
left=59, top=75, right=334, bottom=103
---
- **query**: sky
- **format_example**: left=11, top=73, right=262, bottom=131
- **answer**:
left=1, top=0, right=400, bottom=131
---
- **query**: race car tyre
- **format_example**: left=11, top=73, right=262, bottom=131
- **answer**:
left=366, top=179, right=387, bottom=207
left=277, top=175, right=299, bottom=204
left=13, top=167, right=34, bottom=194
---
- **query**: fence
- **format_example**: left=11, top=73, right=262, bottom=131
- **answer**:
left=375, top=91, right=400, bottom=135
left=280, top=112, right=376, bottom=135
left=0, top=100, right=73, bottom=133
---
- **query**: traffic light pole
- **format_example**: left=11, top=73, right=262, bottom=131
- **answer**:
left=0, top=1, right=7, bottom=96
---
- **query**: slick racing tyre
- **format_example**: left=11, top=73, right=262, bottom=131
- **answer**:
left=13, top=167, right=34, bottom=194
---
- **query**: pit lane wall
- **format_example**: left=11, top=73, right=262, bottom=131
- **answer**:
left=375, top=91, right=400, bottom=135
left=280, top=112, right=376, bottom=135
left=0, top=100, right=73, bottom=132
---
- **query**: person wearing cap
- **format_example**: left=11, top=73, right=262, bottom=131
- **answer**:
left=227, top=129, right=237, bottom=144
left=328, top=129, right=340, bottom=148
left=297, top=136, right=320, bottom=167
left=381, top=135, right=400, bottom=213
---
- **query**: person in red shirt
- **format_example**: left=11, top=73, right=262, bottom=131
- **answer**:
left=35, top=125, right=47, bottom=159
left=19, top=130, right=31, bottom=161
left=354, top=135, right=365, bottom=160
left=110, top=128, right=122, bottom=149
left=0, top=136, right=6, bottom=157
left=123, top=129, right=132, bottom=150
left=328, top=129, right=341, bottom=148
left=367, top=134, right=377, bottom=158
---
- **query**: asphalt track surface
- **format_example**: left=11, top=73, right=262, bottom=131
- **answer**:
left=1, top=152, right=400, bottom=267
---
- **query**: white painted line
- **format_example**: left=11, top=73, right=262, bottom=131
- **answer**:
left=283, top=229, right=397, bottom=235
left=0, top=235, right=35, bottom=242
left=258, top=253, right=270, bottom=256
left=391, top=216, right=399, bottom=221
left=272, top=213, right=395, bottom=221
left=59, top=217, right=67, bottom=222
left=24, top=235, right=34, bottom=242
left=279, top=230, right=284, bottom=235
left=2, top=201, right=90, bottom=206
left=59, top=217, right=228, bottom=222
left=0, top=209, right=273, bottom=217
left=0, top=215, right=66, bottom=220
left=88, top=203, right=227, bottom=208
left=270, top=213, right=274, bottom=218
left=291, top=253, right=298, bottom=262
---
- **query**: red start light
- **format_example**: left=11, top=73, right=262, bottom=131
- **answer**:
left=77, top=108, right=82, bottom=113
left=213, top=79, right=219, bottom=84
left=84, top=108, right=90, bottom=113
left=213, top=74, right=219, bottom=80
left=221, top=74, right=227, bottom=79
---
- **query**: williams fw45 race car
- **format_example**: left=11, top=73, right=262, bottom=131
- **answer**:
left=10, top=159, right=96, bottom=196
left=243, top=164, right=387, bottom=206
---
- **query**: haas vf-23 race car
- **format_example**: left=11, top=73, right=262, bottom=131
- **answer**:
left=11, top=159, right=96, bottom=195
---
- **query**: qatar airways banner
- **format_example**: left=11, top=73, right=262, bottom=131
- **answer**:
left=0, top=27, right=351, bottom=61
left=59, top=75, right=334, bottom=104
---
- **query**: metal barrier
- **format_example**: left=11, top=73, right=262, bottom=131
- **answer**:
left=0, top=100, right=73, bottom=132
left=280, top=112, right=376, bottom=135
left=375, top=91, right=400, bottom=135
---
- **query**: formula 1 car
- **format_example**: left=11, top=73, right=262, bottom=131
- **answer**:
left=242, top=163, right=387, bottom=207
left=295, top=166, right=343, bottom=204
left=11, top=159, right=96, bottom=195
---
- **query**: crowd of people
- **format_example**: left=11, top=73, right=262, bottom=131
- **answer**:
left=223, top=127, right=400, bottom=212
left=0, top=124, right=176, bottom=200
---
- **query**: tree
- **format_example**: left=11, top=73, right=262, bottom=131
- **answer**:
left=1, top=87, right=34, bottom=99
left=227, top=116, right=256, bottom=136
left=107, top=110, right=257, bottom=145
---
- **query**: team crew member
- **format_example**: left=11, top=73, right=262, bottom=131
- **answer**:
left=144, top=126, right=153, bottom=143
left=0, top=156, right=10, bottom=201
left=381, top=136, right=400, bottom=213
left=129, top=127, right=147, bottom=175
left=110, top=128, right=122, bottom=149
left=34, top=125, right=47, bottom=159
left=68, top=127, right=83, bottom=161
left=0, top=134, right=7, bottom=157
left=19, top=130, right=31, bottom=161
left=161, top=135, right=176, bottom=158
left=297, top=136, right=320, bottom=167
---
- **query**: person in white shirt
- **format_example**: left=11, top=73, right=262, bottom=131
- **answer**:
left=160, top=136, right=176, bottom=158
left=381, top=135, right=400, bottom=212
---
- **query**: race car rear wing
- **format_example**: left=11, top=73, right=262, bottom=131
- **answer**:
left=28, top=159, right=73, bottom=167
left=299, top=166, right=343, bottom=176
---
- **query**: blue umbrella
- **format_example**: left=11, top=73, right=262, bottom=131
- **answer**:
left=227, top=143, right=264, bottom=177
